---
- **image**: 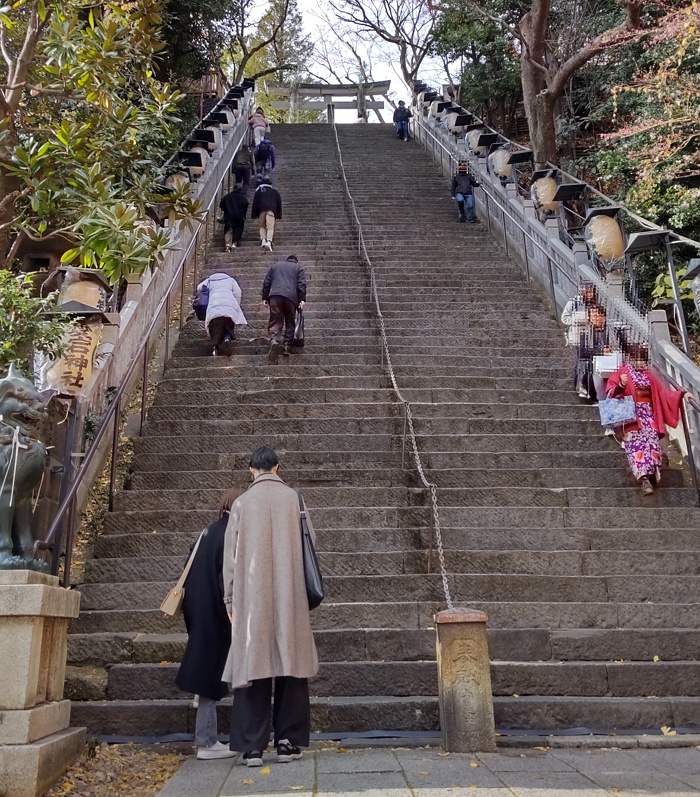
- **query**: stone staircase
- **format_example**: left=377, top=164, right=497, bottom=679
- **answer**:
left=67, top=123, right=700, bottom=738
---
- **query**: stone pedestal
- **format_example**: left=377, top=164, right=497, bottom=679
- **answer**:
left=0, top=571, right=85, bottom=797
left=435, top=609, right=497, bottom=753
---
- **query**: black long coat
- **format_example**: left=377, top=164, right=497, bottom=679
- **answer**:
left=175, top=515, right=231, bottom=701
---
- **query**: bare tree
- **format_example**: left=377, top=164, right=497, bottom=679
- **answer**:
left=464, top=0, right=644, bottom=165
left=226, top=0, right=296, bottom=84
left=327, top=0, right=436, bottom=90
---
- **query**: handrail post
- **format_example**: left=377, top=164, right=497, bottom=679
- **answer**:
left=108, top=394, right=121, bottom=513
left=139, top=343, right=149, bottom=436
left=51, top=401, right=78, bottom=576
left=60, top=493, right=76, bottom=588
left=546, top=254, right=557, bottom=310
left=179, top=259, right=186, bottom=330
left=428, top=505, right=434, bottom=574
left=680, top=401, right=700, bottom=507
left=164, top=294, right=171, bottom=370
left=401, top=401, right=408, bottom=469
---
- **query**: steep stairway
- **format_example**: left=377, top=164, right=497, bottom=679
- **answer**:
left=66, top=123, right=700, bottom=738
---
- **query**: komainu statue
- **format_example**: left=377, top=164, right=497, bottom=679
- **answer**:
left=0, top=365, right=49, bottom=571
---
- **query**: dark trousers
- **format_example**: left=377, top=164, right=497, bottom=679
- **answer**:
left=209, top=316, right=236, bottom=347
left=224, top=219, right=245, bottom=246
left=233, top=165, right=251, bottom=193
left=229, top=676, right=310, bottom=752
left=268, top=295, right=296, bottom=346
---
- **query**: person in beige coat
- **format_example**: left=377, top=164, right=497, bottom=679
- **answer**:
left=223, top=446, right=318, bottom=766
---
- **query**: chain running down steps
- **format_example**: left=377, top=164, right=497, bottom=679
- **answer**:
left=331, top=123, right=454, bottom=610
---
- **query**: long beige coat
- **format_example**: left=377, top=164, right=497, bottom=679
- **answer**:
left=222, top=473, right=319, bottom=689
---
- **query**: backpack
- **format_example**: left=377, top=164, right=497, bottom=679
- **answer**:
left=256, top=141, right=271, bottom=160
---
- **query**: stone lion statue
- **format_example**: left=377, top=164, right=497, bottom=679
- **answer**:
left=0, top=365, right=49, bottom=571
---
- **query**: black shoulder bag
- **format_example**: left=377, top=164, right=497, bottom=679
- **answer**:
left=295, top=490, right=324, bottom=609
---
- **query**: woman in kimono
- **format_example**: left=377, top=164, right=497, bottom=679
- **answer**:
left=606, top=343, right=692, bottom=494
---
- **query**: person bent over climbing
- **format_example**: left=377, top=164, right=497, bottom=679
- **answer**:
left=262, top=255, right=306, bottom=364
left=451, top=161, right=480, bottom=223
left=251, top=178, right=282, bottom=252
left=254, top=137, right=276, bottom=181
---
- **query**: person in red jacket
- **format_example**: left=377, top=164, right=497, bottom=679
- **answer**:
left=606, top=343, right=692, bottom=494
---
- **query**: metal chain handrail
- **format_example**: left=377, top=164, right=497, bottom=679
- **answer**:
left=331, top=122, right=453, bottom=610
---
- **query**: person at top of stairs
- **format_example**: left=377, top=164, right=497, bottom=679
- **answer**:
left=224, top=446, right=318, bottom=766
left=252, top=178, right=282, bottom=251
left=254, top=137, right=276, bottom=181
left=451, top=160, right=479, bottom=223
left=176, top=486, right=243, bottom=761
left=393, top=100, right=412, bottom=141
left=196, top=271, right=247, bottom=356
left=220, top=184, right=248, bottom=252
left=263, top=254, right=306, bottom=364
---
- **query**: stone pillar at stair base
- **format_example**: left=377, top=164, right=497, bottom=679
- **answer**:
left=435, top=609, right=497, bottom=753
left=0, top=571, right=85, bottom=797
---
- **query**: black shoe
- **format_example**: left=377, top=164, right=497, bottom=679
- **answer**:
left=277, top=740, right=302, bottom=762
left=282, top=343, right=291, bottom=357
left=268, top=341, right=279, bottom=364
left=458, top=214, right=466, bottom=223
left=219, top=335, right=234, bottom=356
left=243, top=751, right=264, bottom=767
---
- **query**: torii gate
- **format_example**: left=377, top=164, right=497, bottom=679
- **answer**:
left=264, top=80, right=391, bottom=123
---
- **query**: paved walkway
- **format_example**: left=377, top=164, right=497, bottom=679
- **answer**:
left=157, top=744, right=700, bottom=797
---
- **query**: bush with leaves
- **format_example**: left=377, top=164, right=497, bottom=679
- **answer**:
left=0, top=271, right=73, bottom=372
left=0, top=0, right=202, bottom=283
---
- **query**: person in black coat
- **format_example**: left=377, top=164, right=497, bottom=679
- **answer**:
left=220, top=185, right=249, bottom=252
left=262, top=254, right=307, bottom=363
left=176, top=486, right=243, bottom=759
left=451, top=161, right=480, bottom=223
left=251, top=179, right=282, bottom=251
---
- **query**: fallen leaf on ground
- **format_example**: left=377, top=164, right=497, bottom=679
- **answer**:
left=653, top=655, right=660, bottom=662
left=534, top=746, right=549, bottom=751
left=470, top=761, right=479, bottom=767
left=336, top=748, right=347, bottom=753
left=419, top=771, right=431, bottom=776
left=512, top=694, right=519, bottom=698
left=260, top=767, right=270, bottom=775
left=291, top=787, right=305, bottom=790
left=613, top=789, right=619, bottom=793
left=437, top=752, right=450, bottom=757
left=661, top=726, right=677, bottom=736
left=242, top=779, right=255, bottom=785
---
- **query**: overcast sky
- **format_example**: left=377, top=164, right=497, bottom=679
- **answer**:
left=293, top=0, right=444, bottom=122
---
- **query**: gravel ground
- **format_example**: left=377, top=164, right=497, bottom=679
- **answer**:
left=43, top=742, right=185, bottom=797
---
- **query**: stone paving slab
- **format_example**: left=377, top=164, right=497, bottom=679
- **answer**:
left=157, top=744, right=700, bottom=796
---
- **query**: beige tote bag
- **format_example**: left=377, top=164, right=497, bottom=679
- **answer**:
left=160, top=532, right=204, bottom=618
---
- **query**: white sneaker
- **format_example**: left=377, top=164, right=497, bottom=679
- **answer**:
left=261, top=239, right=267, bottom=248
left=197, top=741, right=236, bottom=760
left=266, top=240, right=274, bottom=251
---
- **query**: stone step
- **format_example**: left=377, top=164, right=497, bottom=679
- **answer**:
left=70, top=598, right=700, bottom=637
left=67, top=627, right=700, bottom=668
left=145, top=400, right=595, bottom=422
left=139, top=417, right=602, bottom=439
left=76, top=573, right=700, bottom=611
left=112, top=485, right=696, bottom=514
left=131, top=465, right=682, bottom=492
left=91, top=525, right=700, bottom=563
left=81, top=548, right=700, bottom=585
left=102, top=504, right=700, bottom=537
left=66, top=693, right=700, bottom=735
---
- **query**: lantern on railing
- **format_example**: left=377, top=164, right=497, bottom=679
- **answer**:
left=489, top=146, right=512, bottom=182
left=584, top=208, right=626, bottom=271
left=531, top=168, right=560, bottom=217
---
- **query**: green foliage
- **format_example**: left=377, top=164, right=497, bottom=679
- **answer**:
left=159, top=0, right=237, bottom=81
left=431, top=0, right=521, bottom=129
left=0, top=0, right=202, bottom=283
left=652, top=268, right=694, bottom=307
left=0, top=272, right=73, bottom=372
